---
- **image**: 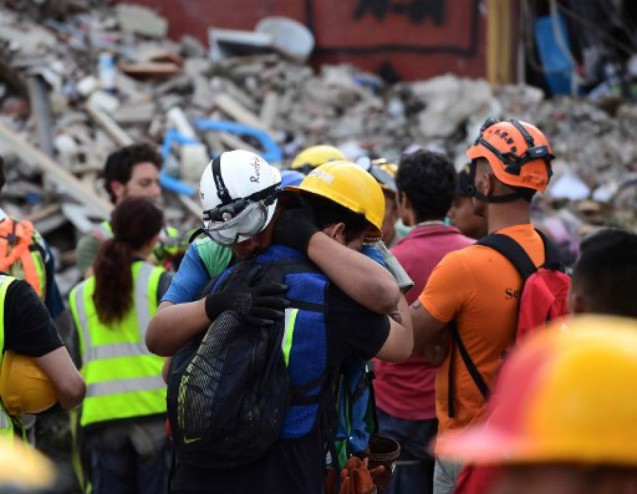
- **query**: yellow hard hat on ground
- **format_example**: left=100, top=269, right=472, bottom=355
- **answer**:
left=289, top=145, right=347, bottom=174
left=0, top=351, right=57, bottom=417
left=287, top=160, right=385, bottom=240
left=434, top=315, right=637, bottom=466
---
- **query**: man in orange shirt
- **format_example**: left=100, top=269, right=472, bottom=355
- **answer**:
left=410, top=118, right=555, bottom=494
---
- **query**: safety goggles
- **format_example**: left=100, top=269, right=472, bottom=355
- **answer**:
left=203, top=198, right=273, bottom=245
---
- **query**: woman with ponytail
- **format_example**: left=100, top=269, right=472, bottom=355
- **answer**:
left=69, top=197, right=172, bottom=494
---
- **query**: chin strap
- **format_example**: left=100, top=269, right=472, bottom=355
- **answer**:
left=467, top=160, right=529, bottom=204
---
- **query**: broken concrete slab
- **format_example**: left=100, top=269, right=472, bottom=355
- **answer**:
left=115, top=3, right=168, bottom=39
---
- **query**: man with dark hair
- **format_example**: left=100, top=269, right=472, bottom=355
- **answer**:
left=75, top=143, right=183, bottom=278
left=570, top=228, right=637, bottom=317
left=410, top=119, right=555, bottom=494
left=447, top=165, right=488, bottom=240
left=147, top=159, right=412, bottom=493
left=101, top=143, right=162, bottom=204
left=373, top=150, right=474, bottom=494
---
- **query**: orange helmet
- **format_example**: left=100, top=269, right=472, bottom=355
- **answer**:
left=467, top=118, right=554, bottom=193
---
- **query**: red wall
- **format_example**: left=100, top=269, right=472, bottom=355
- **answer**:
left=121, top=0, right=486, bottom=81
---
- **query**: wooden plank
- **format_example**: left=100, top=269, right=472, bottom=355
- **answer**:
left=176, top=194, right=202, bottom=218
left=218, top=132, right=260, bottom=154
left=259, top=91, right=278, bottom=129
left=214, top=93, right=273, bottom=136
left=85, top=102, right=134, bottom=147
left=119, top=62, right=182, bottom=78
left=0, top=123, right=113, bottom=217
left=22, top=204, right=61, bottom=224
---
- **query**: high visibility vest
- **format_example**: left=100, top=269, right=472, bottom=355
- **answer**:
left=69, top=261, right=166, bottom=428
left=0, top=275, right=18, bottom=439
left=0, top=218, right=47, bottom=300
left=93, top=220, right=183, bottom=266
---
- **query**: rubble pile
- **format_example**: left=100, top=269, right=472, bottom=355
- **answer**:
left=0, top=1, right=636, bottom=287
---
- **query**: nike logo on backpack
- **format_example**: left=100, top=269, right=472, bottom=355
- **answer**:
left=183, top=436, right=202, bottom=444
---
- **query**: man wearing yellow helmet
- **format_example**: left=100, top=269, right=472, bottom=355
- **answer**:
left=148, top=159, right=412, bottom=493
left=289, top=144, right=347, bottom=176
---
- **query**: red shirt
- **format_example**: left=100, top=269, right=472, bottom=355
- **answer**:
left=374, top=224, right=474, bottom=420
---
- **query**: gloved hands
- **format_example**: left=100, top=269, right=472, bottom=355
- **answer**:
left=339, top=457, right=385, bottom=494
left=273, top=196, right=319, bottom=253
left=204, top=283, right=289, bottom=326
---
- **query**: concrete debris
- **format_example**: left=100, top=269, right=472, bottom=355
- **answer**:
left=0, top=1, right=635, bottom=290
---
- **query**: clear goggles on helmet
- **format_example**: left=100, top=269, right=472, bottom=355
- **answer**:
left=201, top=184, right=280, bottom=246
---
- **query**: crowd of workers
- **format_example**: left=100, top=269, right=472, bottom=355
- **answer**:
left=1, top=115, right=637, bottom=494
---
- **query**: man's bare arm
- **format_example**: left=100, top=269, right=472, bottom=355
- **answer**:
left=35, top=347, right=86, bottom=409
left=411, top=300, right=447, bottom=362
left=307, top=232, right=400, bottom=315
left=146, top=299, right=210, bottom=356
left=375, top=294, right=413, bottom=362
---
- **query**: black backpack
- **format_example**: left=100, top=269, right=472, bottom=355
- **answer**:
left=166, top=258, right=322, bottom=468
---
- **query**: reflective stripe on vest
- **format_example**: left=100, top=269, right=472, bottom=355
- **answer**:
left=93, top=221, right=113, bottom=241
left=69, top=261, right=166, bottom=428
left=0, top=275, right=16, bottom=438
left=282, top=308, right=299, bottom=367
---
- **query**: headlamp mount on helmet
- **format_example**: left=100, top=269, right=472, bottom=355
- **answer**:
left=191, top=153, right=281, bottom=245
left=467, top=117, right=555, bottom=203
left=203, top=155, right=280, bottom=224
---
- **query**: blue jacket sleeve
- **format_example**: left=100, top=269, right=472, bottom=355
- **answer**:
left=161, top=243, right=211, bottom=304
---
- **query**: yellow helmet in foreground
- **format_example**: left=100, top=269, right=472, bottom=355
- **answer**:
left=0, top=436, right=57, bottom=490
left=435, top=315, right=637, bottom=466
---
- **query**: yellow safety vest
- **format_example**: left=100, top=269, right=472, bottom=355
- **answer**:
left=69, top=261, right=166, bottom=428
left=0, top=275, right=18, bottom=440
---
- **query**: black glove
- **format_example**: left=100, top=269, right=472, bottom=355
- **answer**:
left=205, top=283, right=289, bottom=326
left=273, top=199, right=319, bottom=252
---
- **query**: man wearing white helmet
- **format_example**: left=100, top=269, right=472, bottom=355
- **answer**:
left=149, top=150, right=403, bottom=354
left=146, top=153, right=412, bottom=493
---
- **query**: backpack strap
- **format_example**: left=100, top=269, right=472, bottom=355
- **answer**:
left=477, top=233, right=537, bottom=281
left=447, top=321, right=490, bottom=419
left=447, top=232, right=539, bottom=417
left=535, top=229, right=565, bottom=271
left=447, top=230, right=558, bottom=418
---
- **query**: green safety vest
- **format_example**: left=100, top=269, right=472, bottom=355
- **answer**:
left=94, top=221, right=183, bottom=265
left=0, top=275, right=18, bottom=439
left=69, top=261, right=166, bottom=428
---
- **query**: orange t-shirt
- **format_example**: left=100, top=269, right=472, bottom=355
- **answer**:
left=419, top=224, right=545, bottom=433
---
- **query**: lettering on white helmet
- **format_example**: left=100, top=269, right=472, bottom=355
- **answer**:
left=249, top=156, right=262, bottom=183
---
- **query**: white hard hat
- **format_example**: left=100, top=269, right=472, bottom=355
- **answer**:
left=199, top=150, right=281, bottom=245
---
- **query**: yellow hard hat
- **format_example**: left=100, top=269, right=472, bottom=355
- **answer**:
left=288, top=160, right=385, bottom=240
left=289, top=145, right=347, bottom=174
left=0, top=352, right=57, bottom=417
left=370, top=158, right=398, bottom=193
left=435, top=315, right=637, bottom=466
left=0, top=435, right=57, bottom=489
